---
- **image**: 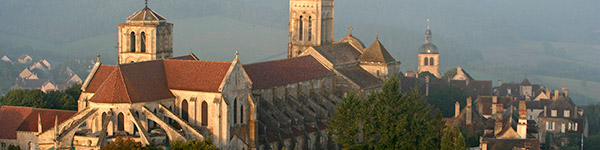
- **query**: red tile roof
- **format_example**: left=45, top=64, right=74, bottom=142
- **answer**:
left=243, top=56, right=334, bottom=90
left=16, top=108, right=77, bottom=133
left=0, top=106, right=34, bottom=139
left=90, top=61, right=174, bottom=103
left=84, top=65, right=116, bottom=92
left=164, top=59, right=232, bottom=92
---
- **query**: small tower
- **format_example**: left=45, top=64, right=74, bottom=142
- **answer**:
left=118, top=1, right=173, bottom=64
left=417, top=19, right=441, bottom=78
left=288, top=0, right=335, bottom=58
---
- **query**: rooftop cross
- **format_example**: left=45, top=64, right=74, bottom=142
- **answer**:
left=427, top=18, right=430, bottom=30
left=376, top=33, right=379, bottom=40
left=349, top=26, right=353, bottom=35
left=145, top=0, right=148, bottom=8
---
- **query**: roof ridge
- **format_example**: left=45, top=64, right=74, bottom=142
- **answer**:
left=164, top=59, right=231, bottom=64
left=116, top=68, right=133, bottom=103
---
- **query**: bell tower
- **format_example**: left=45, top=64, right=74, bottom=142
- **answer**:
left=118, top=1, right=173, bottom=64
left=288, top=0, right=335, bottom=58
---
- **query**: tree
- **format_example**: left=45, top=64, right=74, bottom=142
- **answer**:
left=7, top=145, right=20, bottom=150
left=585, top=103, right=600, bottom=136
left=441, top=125, right=466, bottom=150
left=329, top=77, right=445, bottom=149
left=170, top=138, right=218, bottom=150
left=101, top=137, right=160, bottom=150
left=327, top=91, right=362, bottom=149
left=0, top=84, right=80, bottom=110
left=442, top=68, right=457, bottom=79
left=427, top=85, right=468, bottom=117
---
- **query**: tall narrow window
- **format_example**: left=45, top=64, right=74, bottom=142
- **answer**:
left=299, top=16, right=303, bottom=41
left=130, top=32, right=136, bottom=52
left=202, top=101, right=208, bottom=126
left=140, top=32, right=146, bottom=53
left=117, top=113, right=124, bottom=131
left=308, top=16, right=312, bottom=41
left=102, top=112, right=107, bottom=125
left=182, top=100, right=189, bottom=122
left=233, top=98, right=237, bottom=124
left=240, top=106, right=244, bottom=124
left=424, top=57, right=429, bottom=65
left=430, top=57, right=434, bottom=66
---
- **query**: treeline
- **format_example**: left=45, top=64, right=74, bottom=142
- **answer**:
left=100, top=137, right=218, bottom=150
left=328, top=77, right=465, bottom=149
left=0, top=84, right=81, bottom=110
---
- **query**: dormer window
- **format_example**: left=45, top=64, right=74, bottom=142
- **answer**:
left=564, top=110, right=570, bottom=117
left=551, top=110, right=557, bottom=117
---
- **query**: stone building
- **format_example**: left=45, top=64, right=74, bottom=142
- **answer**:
left=288, top=0, right=335, bottom=58
left=417, top=20, right=441, bottom=78
left=480, top=102, right=540, bottom=150
left=537, top=91, right=586, bottom=148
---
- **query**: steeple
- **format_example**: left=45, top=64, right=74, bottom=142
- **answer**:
left=287, top=0, right=335, bottom=58
left=425, top=19, right=432, bottom=43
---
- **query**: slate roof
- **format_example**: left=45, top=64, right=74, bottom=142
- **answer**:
left=0, top=106, right=33, bottom=139
left=359, top=40, right=396, bottom=64
left=16, top=108, right=77, bottom=133
left=312, top=43, right=361, bottom=66
left=170, top=53, right=198, bottom=61
left=126, top=7, right=166, bottom=22
left=419, top=43, right=438, bottom=54
left=339, top=34, right=366, bottom=51
left=244, top=56, right=334, bottom=90
left=521, top=78, right=531, bottom=86
left=16, top=79, right=48, bottom=89
left=336, top=66, right=382, bottom=89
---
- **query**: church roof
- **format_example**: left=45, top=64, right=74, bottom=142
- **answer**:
left=0, top=106, right=33, bottom=139
left=170, top=53, right=199, bottom=61
left=163, top=60, right=232, bottom=92
left=244, top=56, right=334, bottom=90
left=312, top=43, right=361, bottom=66
left=126, top=6, right=166, bottom=23
left=521, top=78, right=531, bottom=86
left=336, top=66, right=382, bottom=89
left=16, top=108, right=77, bottom=133
left=339, top=34, right=366, bottom=51
left=84, top=65, right=117, bottom=92
left=359, top=40, right=396, bottom=64
left=419, top=43, right=439, bottom=54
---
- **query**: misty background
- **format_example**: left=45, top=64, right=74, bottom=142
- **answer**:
left=0, top=0, right=599, bottom=104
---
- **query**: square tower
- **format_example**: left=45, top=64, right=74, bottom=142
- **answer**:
left=118, top=5, right=173, bottom=64
left=288, top=0, right=335, bottom=58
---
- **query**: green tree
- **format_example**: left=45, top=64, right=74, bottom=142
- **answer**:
left=442, top=68, right=458, bottom=79
left=427, top=85, right=468, bottom=117
left=441, top=125, right=466, bottom=150
left=7, top=145, right=20, bottom=150
left=585, top=103, right=600, bottom=136
left=0, top=84, right=80, bottom=110
left=101, top=137, right=160, bottom=150
left=327, top=91, right=363, bottom=149
left=170, top=138, right=218, bottom=150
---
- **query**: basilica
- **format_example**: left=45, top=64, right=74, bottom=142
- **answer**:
left=0, top=0, right=453, bottom=150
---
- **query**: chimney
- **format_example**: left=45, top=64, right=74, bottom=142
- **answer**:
left=38, top=113, right=42, bottom=134
left=455, top=101, right=460, bottom=118
left=544, top=106, right=547, bottom=117
left=564, top=89, right=569, bottom=98
left=466, top=97, right=472, bottom=125
left=497, top=80, right=502, bottom=87
left=495, top=104, right=504, bottom=135
left=546, top=89, right=551, bottom=98
left=574, top=106, right=578, bottom=118
left=517, top=101, right=527, bottom=139
left=492, top=96, right=498, bottom=104
left=553, top=89, right=559, bottom=100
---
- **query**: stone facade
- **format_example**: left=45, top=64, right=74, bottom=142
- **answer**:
left=288, top=0, right=335, bottom=58
left=118, top=6, right=173, bottom=64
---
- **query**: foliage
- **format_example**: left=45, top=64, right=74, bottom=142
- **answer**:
left=0, top=84, right=81, bottom=110
left=7, top=145, right=20, bottom=150
left=427, top=85, right=468, bottom=117
left=585, top=103, right=600, bottom=136
left=328, top=77, right=445, bottom=149
left=584, top=134, right=600, bottom=150
left=101, top=137, right=161, bottom=150
left=418, top=71, right=436, bottom=78
left=170, top=138, right=218, bottom=150
left=442, top=68, right=457, bottom=79
left=441, top=125, right=466, bottom=150
left=461, top=126, right=482, bottom=147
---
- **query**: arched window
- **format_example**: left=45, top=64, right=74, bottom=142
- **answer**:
left=182, top=100, right=189, bottom=122
left=430, top=57, right=434, bottom=66
left=140, top=32, right=146, bottom=53
left=233, top=98, right=237, bottom=124
left=202, top=101, right=208, bottom=126
left=299, top=16, right=303, bottom=41
left=308, top=16, right=312, bottom=41
left=130, top=32, right=136, bottom=52
left=240, top=105, right=244, bottom=124
left=102, top=112, right=107, bottom=125
left=424, top=57, right=429, bottom=66
left=117, top=113, right=124, bottom=131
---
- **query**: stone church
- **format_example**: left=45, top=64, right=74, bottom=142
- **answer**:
left=27, top=0, right=402, bottom=150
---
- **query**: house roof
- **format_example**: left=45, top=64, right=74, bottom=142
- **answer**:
left=0, top=106, right=33, bottom=139
left=16, top=79, right=48, bottom=89
left=243, top=56, right=334, bottom=90
left=336, top=66, right=382, bottom=89
left=89, top=61, right=174, bottom=103
left=521, top=78, right=531, bottom=86
left=16, top=108, right=77, bottom=133
left=358, top=40, right=396, bottom=64
left=18, top=54, right=30, bottom=60
left=312, top=43, right=361, bottom=66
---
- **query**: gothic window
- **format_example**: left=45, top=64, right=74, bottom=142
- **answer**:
left=424, top=57, right=429, bottom=66
left=430, top=57, right=434, bottom=66
left=299, top=16, right=303, bottom=41
left=140, top=32, right=146, bottom=53
left=182, top=100, right=189, bottom=122
left=233, top=98, right=237, bottom=124
left=202, top=101, right=208, bottom=126
left=117, top=113, right=124, bottom=131
left=130, top=32, right=136, bottom=52
left=240, top=105, right=244, bottom=124
left=101, top=112, right=107, bottom=125
left=308, top=16, right=312, bottom=41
